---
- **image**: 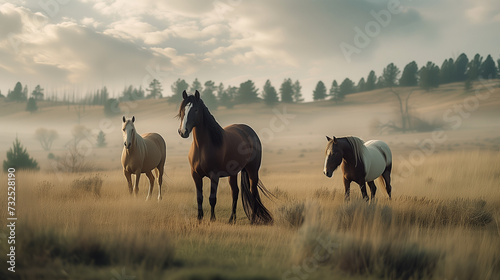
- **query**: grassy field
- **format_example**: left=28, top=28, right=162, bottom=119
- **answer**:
left=1, top=151, right=499, bottom=279
left=1, top=82, right=500, bottom=279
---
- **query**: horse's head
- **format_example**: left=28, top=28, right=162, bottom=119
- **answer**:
left=178, top=90, right=202, bottom=138
left=324, top=136, right=343, bottom=177
left=122, top=116, right=136, bottom=149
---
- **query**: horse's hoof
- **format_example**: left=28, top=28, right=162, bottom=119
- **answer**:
left=210, top=216, right=216, bottom=222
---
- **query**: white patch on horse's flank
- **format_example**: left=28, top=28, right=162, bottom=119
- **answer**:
left=181, top=102, right=193, bottom=134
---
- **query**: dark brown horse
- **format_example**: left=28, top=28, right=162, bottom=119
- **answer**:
left=323, top=136, right=392, bottom=201
left=177, top=90, right=273, bottom=224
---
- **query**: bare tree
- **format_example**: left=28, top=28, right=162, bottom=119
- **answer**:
left=390, top=88, right=414, bottom=131
left=72, top=124, right=91, bottom=143
left=57, top=140, right=90, bottom=173
left=35, top=128, right=59, bottom=151
left=57, top=125, right=93, bottom=172
left=374, top=88, right=415, bottom=134
left=73, top=103, right=86, bottom=124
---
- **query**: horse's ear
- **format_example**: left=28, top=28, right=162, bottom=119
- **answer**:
left=195, top=90, right=200, bottom=100
left=333, top=136, right=337, bottom=144
left=132, top=116, right=135, bottom=123
left=122, top=116, right=126, bottom=123
left=182, top=90, right=187, bottom=99
left=326, top=136, right=332, bottom=142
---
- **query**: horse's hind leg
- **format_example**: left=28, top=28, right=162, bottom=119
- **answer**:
left=145, top=170, right=155, bottom=201
left=368, top=181, right=377, bottom=200
left=358, top=182, right=369, bottom=201
left=156, top=167, right=163, bottom=201
left=228, top=175, right=239, bottom=224
left=382, top=164, right=392, bottom=199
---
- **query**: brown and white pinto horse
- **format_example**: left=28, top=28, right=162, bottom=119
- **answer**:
left=177, top=90, right=273, bottom=224
left=323, top=136, right=392, bottom=201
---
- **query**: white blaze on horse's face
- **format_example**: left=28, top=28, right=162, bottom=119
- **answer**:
left=324, top=148, right=333, bottom=177
left=180, top=102, right=193, bottom=137
left=123, top=122, right=134, bottom=149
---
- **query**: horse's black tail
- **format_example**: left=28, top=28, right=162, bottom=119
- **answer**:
left=241, top=168, right=274, bottom=225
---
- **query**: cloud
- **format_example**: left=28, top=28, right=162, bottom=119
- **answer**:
left=465, top=0, right=500, bottom=24
left=0, top=4, right=173, bottom=90
left=0, top=0, right=499, bottom=100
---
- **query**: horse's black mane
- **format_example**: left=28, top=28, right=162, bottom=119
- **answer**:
left=178, top=96, right=224, bottom=147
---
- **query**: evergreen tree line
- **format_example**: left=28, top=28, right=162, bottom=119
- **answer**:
left=169, top=77, right=304, bottom=109
left=319, top=53, right=499, bottom=102
left=4, top=53, right=498, bottom=111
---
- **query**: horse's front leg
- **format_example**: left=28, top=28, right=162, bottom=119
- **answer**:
left=124, top=170, right=133, bottom=194
left=192, top=171, right=204, bottom=220
left=134, top=172, right=141, bottom=197
left=209, top=176, right=220, bottom=222
left=343, top=177, right=351, bottom=201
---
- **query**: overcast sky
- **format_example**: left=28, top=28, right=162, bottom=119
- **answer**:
left=0, top=0, right=499, bottom=101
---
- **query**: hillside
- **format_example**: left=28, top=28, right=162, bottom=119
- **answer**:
left=1, top=81, right=499, bottom=174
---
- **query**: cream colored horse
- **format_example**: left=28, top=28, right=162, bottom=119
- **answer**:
left=121, top=116, right=166, bottom=200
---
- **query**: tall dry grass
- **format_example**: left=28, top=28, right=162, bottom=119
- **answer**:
left=0, top=150, right=499, bottom=279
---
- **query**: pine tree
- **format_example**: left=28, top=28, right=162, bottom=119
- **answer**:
left=292, top=80, right=303, bottom=103
left=440, top=58, right=455, bottom=84
left=7, top=82, right=26, bottom=102
left=339, top=78, right=355, bottom=96
left=26, top=97, right=38, bottom=113
left=480, top=54, right=498, bottom=79
left=202, top=80, right=218, bottom=110
left=419, top=61, right=440, bottom=91
left=220, top=85, right=237, bottom=108
left=365, top=71, right=377, bottom=91
left=169, top=79, right=189, bottom=103
left=262, top=80, right=279, bottom=106
left=3, top=137, right=39, bottom=171
left=32, top=85, right=44, bottom=100
left=279, top=78, right=294, bottom=103
left=146, top=79, right=163, bottom=99
left=236, top=80, right=259, bottom=104
left=330, top=80, right=344, bottom=103
left=357, top=77, right=366, bottom=92
left=190, top=78, right=203, bottom=93
left=312, top=81, right=327, bottom=101
left=399, top=61, right=419, bottom=86
left=497, top=59, right=500, bottom=78
left=467, top=54, right=483, bottom=81
left=454, top=53, right=469, bottom=82
left=96, top=131, right=107, bottom=147
left=382, top=63, right=401, bottom=88
left=329, top=80, right=339, bottom=98
left=122, top=85, right=144, bottom=102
